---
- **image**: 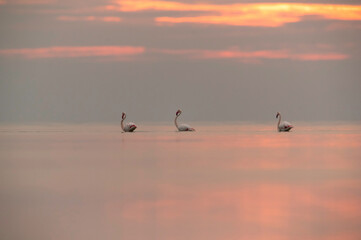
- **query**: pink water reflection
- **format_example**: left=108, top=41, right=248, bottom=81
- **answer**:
left=1, top=123, right=361, bottom=240
left=107, top=181, right=361, bottom=240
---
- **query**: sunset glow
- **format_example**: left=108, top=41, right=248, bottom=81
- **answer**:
left=110, top=0, right=361, bottom=27
left=57, top=16, right=122, bottom=22
left=154, top=48, right=349, bottom=62
left=0, top=46, right=348, bottom=62
left=1, top=0, right=361, bottom=239
left=0, top=46, right=145, bottom=59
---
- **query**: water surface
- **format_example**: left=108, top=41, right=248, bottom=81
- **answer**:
left=1, top=123, right=361, bottom=240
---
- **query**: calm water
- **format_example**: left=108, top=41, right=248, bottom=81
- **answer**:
left=1, top=123, right=361, bottom=240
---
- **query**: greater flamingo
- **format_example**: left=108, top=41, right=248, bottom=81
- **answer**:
left=174, top=109, right=195, bottom=131
left=121, top=112, right=137, bottom=132
left=276, top=112, right=293, bottom=132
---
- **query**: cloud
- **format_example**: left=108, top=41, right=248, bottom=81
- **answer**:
left=292, top=53, right=348, bottom=61
left=57, top=16, right=122, bottom=23
left=0, top=46, right=348, bottom=62
left=109, top=0, right=361, bottom=27
left=0, top=46, right=145, bottom=59
left=5, top=0, right=56, bottom=4
left=155, top=15, right=298, bottom=27
left=154, top=48, right=349, bottom=62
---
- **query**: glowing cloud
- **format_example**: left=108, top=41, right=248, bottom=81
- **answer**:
left=110, top=0, right=361, bottom=27
left=57, top=16, right=122, bottom=23
left=0, top=46, right=145, bottom=59
left=0, top=46, right=348, bottom=62
left=154, top=48, right=349, bottom=62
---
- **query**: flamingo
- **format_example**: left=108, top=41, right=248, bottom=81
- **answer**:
left=276, top=112, right=293, bottom=132
left=174, top=109, right=195, bottom=131
left=121, top=112, right=137, bottom=132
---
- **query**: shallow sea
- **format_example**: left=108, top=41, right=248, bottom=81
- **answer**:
left=1, top=122, right=361, bottom=240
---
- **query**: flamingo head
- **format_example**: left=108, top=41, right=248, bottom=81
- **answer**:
left=122, top=112, right=126, bottom=120
left=276, top=112, right=280, bottom=118
left=176, top=109, right=182, bottom=116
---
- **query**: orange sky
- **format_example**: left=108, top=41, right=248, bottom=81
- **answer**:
left=0, top=0, right=359, bottom=63
left=0, top=0, right=361, bottom=122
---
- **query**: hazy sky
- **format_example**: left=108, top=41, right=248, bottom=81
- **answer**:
left=0, top=0, right=360, bottom=123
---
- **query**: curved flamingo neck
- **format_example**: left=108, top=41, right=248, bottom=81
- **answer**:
left=174, top=115, right=180, bottom=129
left=277, top=113, right=281, bottom=130
left=121, top=118, right=125, bottom=131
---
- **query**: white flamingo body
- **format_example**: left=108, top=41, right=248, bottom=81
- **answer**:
left=121, top=112, right=137, bottom=132
left=123, top=122, right=137, bottom=132
left=177, top=123, right=194, bottom=131
left=278, top=121, right=293, bottom=131
left=175, top=110, right=195, bottom=131
left=276, top=112, right=293, bottom=132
